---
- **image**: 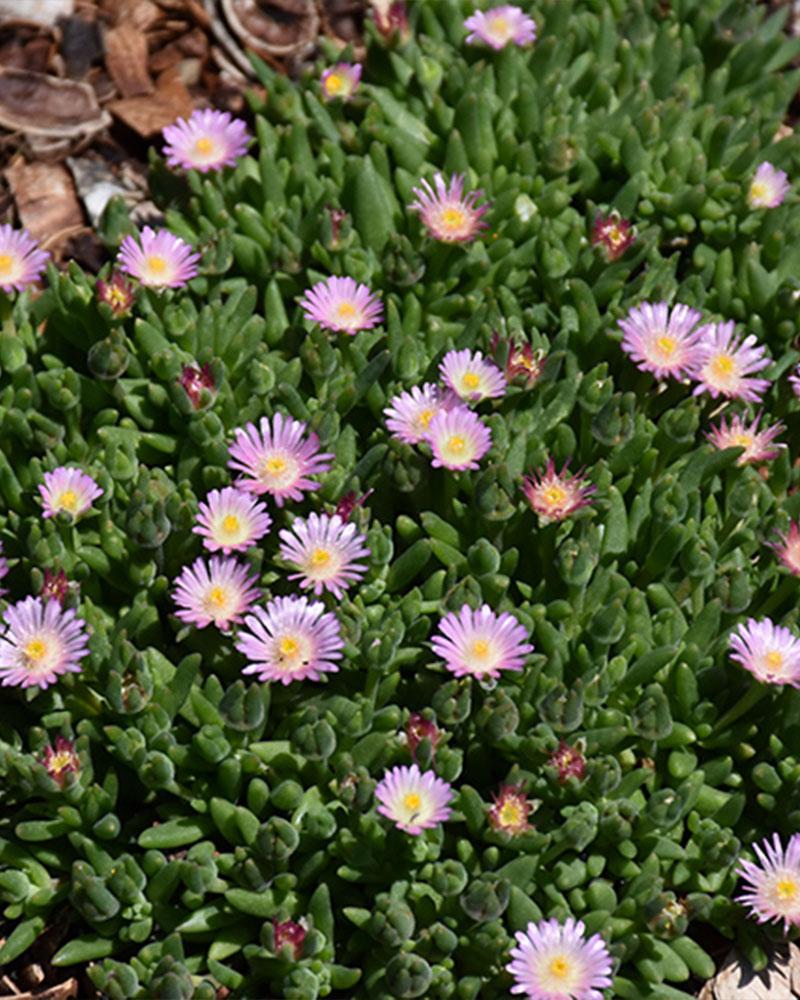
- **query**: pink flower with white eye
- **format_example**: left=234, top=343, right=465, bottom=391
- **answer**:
left=374, top=763, right=453, bottom=835
left=38, top=467, right=102, bottom=521
left=705, top=411, right=784, bottom=466
left=117, top=226, right=200, bottom=289
left=235, top=595, right=344, bottom=685
left=278, top=512, right=370, bottom=599
left=408, top=173, right=489, bottom=244
left=773, top=521, right=800, bottom=577
left=384, top=383, right=453, bottom=445
left=426, top=406, right=492, bottom=471
left=431, top=604, right=533, bottom=680
left=692, top=321, right=771, bottom=403
left=162, top=108, right=250, bottom=173
left=506, top=917, right=613, bottom=1000
left=729, top=617, right=800, bottom=688
left=227, top=413, right=333, bottom=507
left=439, top=349, right=506, bottom=403
left=172, top=556, right=259, bottom=631
left=617, top=302, right=704, bottom=381
left=464, top=5, right=537, bottom=50
left=321, top=63, right=362, bottom=102
left=737, top=833, right=800, bottom=933
left=193, top=488, right=272, bottom=555
left=748, top=162, right=790, bottom=209
left=0, top=596, right=89, bottom=690
left=0, top=224, right=49, bottom=293
left=299, top=276, right=383, bottom=334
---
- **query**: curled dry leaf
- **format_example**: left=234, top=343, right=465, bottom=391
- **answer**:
left=0, top=67, right=110, bottom=138
left=4, top=160, right=83, bottom=247
left=218, top=0, right=319, bottom=61
left=698, top=945, right=800, bottom=1000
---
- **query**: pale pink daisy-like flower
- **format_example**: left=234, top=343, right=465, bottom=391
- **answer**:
left=235, top=595, right=343, bottom=685
left=488, top=784, right=534, bottom=836
left=431, top=604, right=533, bottom=680
left=38, top=467, right=102, bottom=521
left=789, top=364, right=800, bottom=399
left=172, top=556, right=259, bottom=631
left=439, top=349, right=506, bottom=403
left=299, top=276, right=383, bottom=335
left=773, top=521, right=800, bottom=576
left=384, top=383, right=453, bottom=445
left=747, top=162, right=790, bottom=209
left=705, top=411, right=784, bottom=466
left=0, top=224, right=49, bottom=293
left=729, top=618, right=800, bottom=688
left=523, top=459, right=596, bottom=522
left=278, top=512, right=370, bottom=599
left=427, top=406, right=492, bottom=471
left=117, top=226, right=200, bottom=289
left=464, top=5, right=537, bottom=49
left=227, top=413, right=333, bottom=507
left=374, top=763, right=454, bottom=835
left=193, top=487, right=272, bottom=555
left=321, top=63, right=362, bottom=101
left=162, top=108, right=250, bottom=173
left=692, top=321, right=771, bottom=402
left=617, top=302, right=704, bottom=381
left=737, top=833, right=800, bottom=933
left=507, top=918, right=613, bottom=1000
left=408, top=173, right=489, bottom=244
left=0, top=596, right=89, bottom=690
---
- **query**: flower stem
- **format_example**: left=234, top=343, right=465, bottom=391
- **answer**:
left=712, top=682, right=770, bottom=735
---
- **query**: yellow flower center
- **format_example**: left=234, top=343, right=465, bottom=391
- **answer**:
left=108, top=287, right=128, bottom=307
left=194, top=136, right=214, bottom=156
left=777, top=878, right=797, bottom=900
left=607, top=225, right=625, bottom=247
left=462, top=372, right=481, bottom=391
left=499, top=800, right=523, bottom=826
left=710, top=354, right=735, bottom=377
left=49, top=751, right=72, bottom=774
left=279, top=636, right=299, bottom=657
left=337, top=301, right=357, bottom=319
left=265, top=457, right=286, bottom=475
left=543, top=484, right=567, bottom=508
left=403, top=792, right=421, bottom=811
left=489, top=15, right=510, bottom=39
left=750, top=181, right=767, bottom=202
left=24, top=638, right=48, bottom=663
left=472, top=639, right=490, bottom=657
left=57, top=489, right=78, bottom=512
left=765, top=650, right=784, bottom=672
left=206, top=586, right=228, bottom=609
left=549, top=956, right=570, bottom=979
left=733, top=434, right=753, bottom=450
left=325, top=73, right=343, bottom=95
left=419, top=408, right=435, bottom=429
left=447, top=435, right=465, bottom=453
left=0, top=253, right=14, bottom=275
left=310, top=547, right=331, bottom=567
left=146, top=255, right=167, bottom=274
left=656, top=336, right=676, bottom=357
left=221, top=514, right=240, bottom=536
left=442, top=206, right=467, bottom=230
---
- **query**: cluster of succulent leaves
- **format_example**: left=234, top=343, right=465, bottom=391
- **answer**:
left=2, top=0, right=800, bottom=996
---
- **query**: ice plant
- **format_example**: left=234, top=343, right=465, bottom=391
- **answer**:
left=431, top=604, right=533, bottom=680
left=464, top=5, right=537, bottom=49
left=374, top=763, right=453, bottom=835
left=728, top=618, right=800, bottom=687
left=273, top=919, right=306, bottom=960
left=523, top=459, right=596, bottom=522
left=0, top=596, right=89, bottom=690
left=40, top=569, right=70, bottom=606
left=0, top=224, right=49, bottom=293
left=592, top=212, right=635, bottom=261
left=705, top=411, right=784, bottom=466
left=278, top=512, right=370, bottom=598
left=789, top=364, right=800, bottom=398
left=117, top=226, right=200, bottom=289
left=427, top=406, right=492, bottom=471
left=42, top=736, right=80, bottom=786
left=507, top=918, right=613, bottom=1000
left=488, top=784, right=534, bottom=835
left=408, top=173, right=489, bottom=244
left=96, top=272, right=134, bottom=316
left=384, top=383, right=453, bottom=445
left=737, top=833, right=800, bottom=933
left=299, top=276, right=383, bottom=334
left=747, top=161, right=790, bottom=209
left=371, top=0, right=409, bottom=38
left=617, top=302, right=704, bottom=381
left=504, top=342, right=545, bottom=388
left=405, top=713, right=440, bottom=760
left=228, top=413, right=333, bottom=507
left=162, top=108, right=250, bottom=172
left=193, top=488, right=272, bottom=554
left=439, top=349, right=506, bottom=403
left=773, top=521, right=800, bottom=576
left=172, top=556, right=259, bottom=631
left=334, top=488, right=373, bottom=521
left=549, top=741, right=587, bottom=784
left=692, top=321, right=771, bottom=402
left=320, top=63, right=361, bottom=101
left=235, top=595, right=344, bottom=685
left=179, top=363, right=216, bottom=409
left=39, top=467, right=102, bottom=521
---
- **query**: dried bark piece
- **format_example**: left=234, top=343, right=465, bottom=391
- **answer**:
left=0, top=978, right=80, bottom=1000
left=698, top=944, right=800, bottom=1000
left=107, top=65, right=192, bottom=137
left=0, top=67, right=110, bottom=137
left=220, top=0, right=319, bottom=58
left=104, top=22, right=153, bottom=97
left=0, top=0, right=74, bottom=27
left=59, top=16, right=103, bottom=79
left=5, top=159, right=83, bottom=243
left=0, top=22, right=58, bottom=75
left=149, top=26, right=209, bottom=73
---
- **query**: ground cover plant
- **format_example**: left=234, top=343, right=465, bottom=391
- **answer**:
left=2, top=0, right=800, bottom=997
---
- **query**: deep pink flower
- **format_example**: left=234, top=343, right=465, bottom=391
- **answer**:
left=179, top=364, right=216, bottom=409
left=96, top=272, right=134, bottom=316
left=162, top=108, right=250, bottom=173
left=334, top=489, right=373, bottom=521
left=549, top=741, right=586, bottom=784
left=40, top=569, right=71, bottom=606
left=273, top=919, right=306, bottom=960
left=405, top=713, right=440, bottom=760
left=491, top=336, right=545, bottom=388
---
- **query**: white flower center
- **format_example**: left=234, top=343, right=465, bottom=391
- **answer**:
left=274, top=632, right=311, bottom=671
left=0, top=252, right=19, bottom=279
left=259, top=453, right=298, bottom=488
left=203, top=585, right=234, bottom=619
left=537, top=951, right=581, bottom=992
left=56, top=489, right=79, bottom=513
left=23, top=636, right=54, bottom=673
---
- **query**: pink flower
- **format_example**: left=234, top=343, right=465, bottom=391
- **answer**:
left=494, top=337, right=546, bottom=388
left=748, top=162, right=790, bottom=209
left=96, top=272, right=134, bottom=316
left=38, top=467, right=102, bottom=521
left=0, top=596, right=89, bottom=690
left=431, top=604, right=533, bottom=680
left=0, top=224, right=49, bottom=293
left=320, top=63, right=362, bottom=102
left=427, top=406, right=492, bottom=471
left=42, top=736, right=80, bottom=786
left=162, top=108, right=250, bottom=173
left=40, top=569, right=71, bottom=606
left=193, top=487, right=272, bottom=555
left=334, top=489, right=373, bottom=521
left=384, top=383, right=453, bottom=445
left=374, top=763, right=453, bottom=835
left=278, top=512, right=369, bottom=598
left=235, top=595, right=344, bottom=685
left=789, top=364, right=800, bottom=399
left=705, top=411, right=784, bottom=466
left=488, top=784, right=534, bottom=835
left=179, top=364, right=216, bottom=409
left=592, top=213, right=635, bottom=261
left=408, top=173, right=489, bottom=244
left=227, top=413, right=333, bottom=507
left=273, top=919, right=306, bottom=960
left=523, top=459, right=595, bottom=522
left=439, top=349, right=506, bottom=403
left=172, top=556, right=259, bottom=631
left=507, top=918, right=613, bottom=1000
left=773, top=521, right=800, bottom=577
left=117, top=226, right=200, bottom=289
left=464, top=5, right=537, bottom=49
left=299, top=276, right=383, bottom=334
left=737, top=833, right=800, bottom=933
left=692, top=321, right=771, bottom=403
left=729, top=617, right=800, bottom=688
left=548, top=741, right=586, bottom=784
left=617, top=302, right=704, bottom=381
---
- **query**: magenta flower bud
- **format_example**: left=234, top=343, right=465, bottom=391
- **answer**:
left=40, top=569, right=71, bottom=606
left=273, top=919, right=306, bottom=960
left=179, top=364, right=216, bottom=410
left=592, top=213, right=635, bottom=261
left=42, top=736, right=80, bottom=786
left=523, top=459, right=595, bottom=522
left=548, top=741, right=586, bottom=784
left=334, top=489, right=373, bottom=521
left=96, top=272, right=135, bottom=316
left=405, top=713, right=440, bottom=759
left=487, top=783, right=534, bottom=835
